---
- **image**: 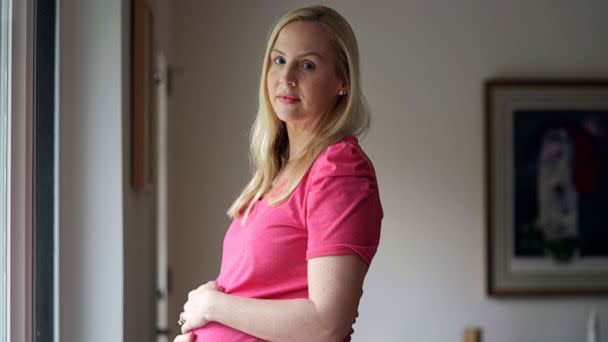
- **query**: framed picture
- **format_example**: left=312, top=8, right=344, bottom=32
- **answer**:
left=485, top=79, right=608, bottom=296
left=131, top=0, right=155, bottom=191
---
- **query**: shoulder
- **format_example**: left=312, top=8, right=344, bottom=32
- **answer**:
left=311, top=135, right=377, bottom=179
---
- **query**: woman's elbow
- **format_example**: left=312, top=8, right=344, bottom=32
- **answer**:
left=313, top=328, right=350, bottom=342
left=315, top=315, right=354, bottom=342
left=273, top=314, right=347, bottom=342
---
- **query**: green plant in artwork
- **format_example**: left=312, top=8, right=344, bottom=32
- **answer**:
left=521, top=223, right=583, bottom=263
left=545, top=236, right=583, bottom=263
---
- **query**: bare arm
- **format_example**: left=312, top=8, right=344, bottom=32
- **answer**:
left=205, top=254, right=368, bottom=342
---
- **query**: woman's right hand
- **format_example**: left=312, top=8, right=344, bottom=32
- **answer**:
left=173, top=332, right=194, bottom=342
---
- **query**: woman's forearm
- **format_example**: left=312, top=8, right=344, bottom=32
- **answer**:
left=209, top=292, right=344, bottom=342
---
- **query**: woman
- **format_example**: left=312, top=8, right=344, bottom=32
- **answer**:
left=174, top=5, right=382, bottom=342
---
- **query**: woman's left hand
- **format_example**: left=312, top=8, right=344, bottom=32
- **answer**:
left=180, top=280, right=225, bottom=334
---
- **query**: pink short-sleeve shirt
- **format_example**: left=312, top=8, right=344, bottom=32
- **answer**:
left=193, top=136, right=383, bottom=341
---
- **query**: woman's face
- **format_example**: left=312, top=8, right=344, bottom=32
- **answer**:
left=267, top=21, right=345, bottom=129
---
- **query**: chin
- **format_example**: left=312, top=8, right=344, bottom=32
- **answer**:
left=274, top=110, right=304, bottom=123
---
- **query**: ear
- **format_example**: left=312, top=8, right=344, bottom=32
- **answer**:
left=337, top=79, right=348, bottom=94
left=334, top=66, right=348, bottom=93
left=340, top=72, right=348, bottom=89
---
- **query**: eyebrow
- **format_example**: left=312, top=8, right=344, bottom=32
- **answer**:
left=271, top=48, right=323, bottom=59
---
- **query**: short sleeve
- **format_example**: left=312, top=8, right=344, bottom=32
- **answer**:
left=305, top=139, right=383, bottom=266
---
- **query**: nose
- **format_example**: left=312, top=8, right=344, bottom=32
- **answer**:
left=280, top=65, right=297, bottom=87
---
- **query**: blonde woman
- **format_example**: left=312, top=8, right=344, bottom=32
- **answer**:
left=175, top=6, right=382, bottom=342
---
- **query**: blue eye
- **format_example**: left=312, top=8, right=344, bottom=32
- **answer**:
left=273, top=56, right=285, bottom=64
left=302, top=61, right=316, bottom=70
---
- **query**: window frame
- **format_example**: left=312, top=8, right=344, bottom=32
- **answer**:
left=33, top=0, right=57, bottom=340
left=0, top=0, right=8, bottom=339
left=8, top=0, right=35, bottom=341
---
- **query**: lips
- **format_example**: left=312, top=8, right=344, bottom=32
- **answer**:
left=277, top=93, right=300, bottom=105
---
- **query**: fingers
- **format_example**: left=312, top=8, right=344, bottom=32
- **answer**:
left=191, top=280, right=224, bottom=295
left=181, top=321, right=188, bottom=334
left=196, top=280, right=217, bottom=291
left=180, top=311, right=194, bottom=334
left=180, top=280, right=223, bottom=335
left=173, top=332, right=194, bottom=342
left=189, top=281, right=216, bottom=300
left=181, top=312, right=202, bottom=335
left=179, top=310, right=189, bottom=334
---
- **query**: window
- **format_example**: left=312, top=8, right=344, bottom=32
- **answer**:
left=0, top=0, right=10, bottom=339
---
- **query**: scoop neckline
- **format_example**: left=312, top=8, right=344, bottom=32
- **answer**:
left=258, top=135, right=358, bottom=203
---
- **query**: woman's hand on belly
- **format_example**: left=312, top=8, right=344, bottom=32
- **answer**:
left=180, top=280, right=225, bottom=334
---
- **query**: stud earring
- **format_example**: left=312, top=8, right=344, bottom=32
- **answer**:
left=337, top=90, right=346, bottom=96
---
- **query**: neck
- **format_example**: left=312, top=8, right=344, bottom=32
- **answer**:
left=285, top=120, right=317, bottom=162
left=286, top=118, right=315, bottom=161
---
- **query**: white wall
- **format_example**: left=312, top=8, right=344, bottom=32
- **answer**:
left=58, top=1, right=125, bottom=341
left=168, top=1, right=608, bottom=341
left=9, top=1, right=34, bottom=341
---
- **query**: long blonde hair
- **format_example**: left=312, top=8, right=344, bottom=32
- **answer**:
left=227, top=5, right=371, bottom=221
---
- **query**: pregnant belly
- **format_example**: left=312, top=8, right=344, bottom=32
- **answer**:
left=192, top=322, right=268, bottom=342
left=193, top=322, right=353, bottom=342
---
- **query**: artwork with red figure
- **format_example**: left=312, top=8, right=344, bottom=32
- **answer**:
left=515, top=111, right=608, bottom=263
